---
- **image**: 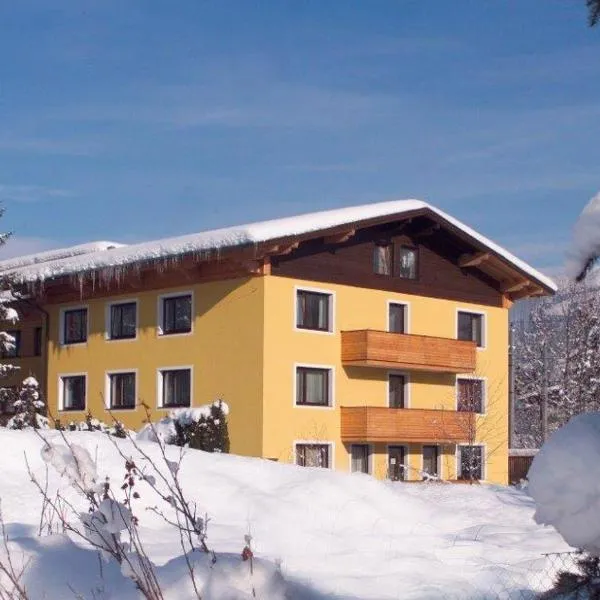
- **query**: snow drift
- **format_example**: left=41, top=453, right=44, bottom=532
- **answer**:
left=0, top=430, right=570, bottom=599
left=529, top=412, right=600, bottom=555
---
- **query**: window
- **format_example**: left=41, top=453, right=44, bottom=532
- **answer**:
left=296, top=290, right=332, bottom=332
left=109, top=372, right=136, bottom=409
left=61, top=375, right=86, bottom=411
left=373, top=244, right=393, bottom=275
left=458, top=445, right=484, bottom=481
left=351, top=444, right=370, bottom=474
left=296, top=444, right=330, bottom=468
left=296, top=367, right=331, bottom=406
left=457, top=378, right=485, bottom=413
left=161, top=368, right=191, bottom=408
left=457, top=311, right=484, bottom=347
left=388, top=303, right=407, bottom=334
left=161, top=295, right=192, bottom=335
left=33, top=327, right=43, bottom=357
left=397, top=246, right=418, bottom=279
left=422, top=445, right=439, bottom=479
left=1, top=330, right=20, bottom=358
left=388, top=374, right=406, bottom=408
left=109, top=302, right=137, bottom=340
left=63, top=308, right=87, bottom=344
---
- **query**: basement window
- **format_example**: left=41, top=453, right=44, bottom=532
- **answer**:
left=296, top=443, right=331, bottom=468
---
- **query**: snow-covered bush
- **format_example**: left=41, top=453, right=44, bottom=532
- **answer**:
left=528, top=412, right=600, bottom=555
left=137, top=400, right=230, bottom=452
left=8, top=376, right=48, bottom=430
left=54, top=412, right=129, bottom=438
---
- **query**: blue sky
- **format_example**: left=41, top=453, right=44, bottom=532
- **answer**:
left=0, top=1, right=598, bottom=275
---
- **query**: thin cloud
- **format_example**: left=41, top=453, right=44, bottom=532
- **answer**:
left=0, top=184, right=76, bottom=203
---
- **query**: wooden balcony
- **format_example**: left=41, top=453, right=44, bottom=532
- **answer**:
left=340, top=406, right=475, bottom=444
left=341, top=330, right=476, bottom=373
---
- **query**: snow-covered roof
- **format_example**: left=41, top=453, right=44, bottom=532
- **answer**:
left=1, top=200, right=557, bottom=292
left=0, top=241, right=125, bottom=273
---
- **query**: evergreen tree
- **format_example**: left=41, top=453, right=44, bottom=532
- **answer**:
left=9, top=376, right=46, bottom=429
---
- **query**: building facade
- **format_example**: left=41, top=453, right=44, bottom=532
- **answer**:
left=0, top=201, right=555, bottom=483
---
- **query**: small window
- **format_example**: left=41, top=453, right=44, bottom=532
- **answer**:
left=161, top=368, right=191, bottom=408
left=296, top=367, right=331, bottom=406
left=296, top=290, right=332, bottom=332
left=373, top=244, right=393, bottom=275
left=388, top=303, right=407, bottom=334
left=109, top=372, right=136, bottom=409
left=161, top=295, right=192, bottom=335
left=351, top=444, right=370, bottom=474
left=457, top=378, right=485, bottom=413
left=33, top=327, right=43, bottom=357
left=458, top=445, right=484, bottom=481
left=397, top=246, right=418, bottom=280
left=1, top=330, right=20, bottom=358
left=296, top=444, right=330, bottom=468
left=109, top=302, right=137, bottom=340
left=61, top=375, right=86, bottom=411
left=388, top=374, right=406, bottom=408
left=63, top=308, right=87, bottom=344
left=457, top=311, right=484, bottom=347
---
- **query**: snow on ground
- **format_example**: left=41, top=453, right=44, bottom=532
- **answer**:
left=0, top=430, right=569, bottom=599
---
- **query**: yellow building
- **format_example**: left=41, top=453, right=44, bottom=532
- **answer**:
left=0, top=201, right=555, bottom=483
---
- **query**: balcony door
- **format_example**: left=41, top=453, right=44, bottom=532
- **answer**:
left=388, top=374, right=406, bottom=409
left=422, top=445, right=439, bottom=479
left=388, top=446, right=406, bottom=481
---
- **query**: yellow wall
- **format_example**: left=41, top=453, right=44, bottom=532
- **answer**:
left=44, top=271, right=509, bottom=484
left=262, top=275, right=509, bottom=484
left=46, top=277, right=265, bottom=457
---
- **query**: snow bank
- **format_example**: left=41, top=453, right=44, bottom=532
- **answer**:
left=529, top=412, right=600, bottom=555
left=2, top=200, right=556, bottom=292
left=567, top=192, right=600, bottom=280
left=0, top=430, right=571, bottom=598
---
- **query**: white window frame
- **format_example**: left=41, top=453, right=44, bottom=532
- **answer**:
left=157, top=365, right=193, bottom=409
left=387, top=371, right=410, bottom=409
left=349, top=443, right=373, bottom=475
left=456, top=443, right=487, bottom=482
left=294, top=285, right=335, bottom=335
left=420, top=444, right=442, bottom=480
left=157, top=291, right=194, bottom=337
left=293, top=440, right=335, bottom=469
left=455, top=375, right=487, bottom=415
left=58, top=372, right=87, bottom=412
left=105, top=299, right=139, bottom=342
left=386, top=299, right=411, bottom=334
left=105, top=369, right=138, bottom=411
left=387, top=444, right=410, bottom=481
left=293, top=363, right=335, bottom=409
left=455, top=307, right=487, bottom=350
left=59, top=305, right=89, bottom=346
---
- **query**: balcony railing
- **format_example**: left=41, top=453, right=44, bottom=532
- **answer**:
left=340, top=406, right=475, bottom=444
left=341, top=330, right=477, bottom=373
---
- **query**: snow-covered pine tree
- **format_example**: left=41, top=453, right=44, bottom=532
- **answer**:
left=0, top=223, right=21, bottom=417
left=9, top=376, right=47, bottom=429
